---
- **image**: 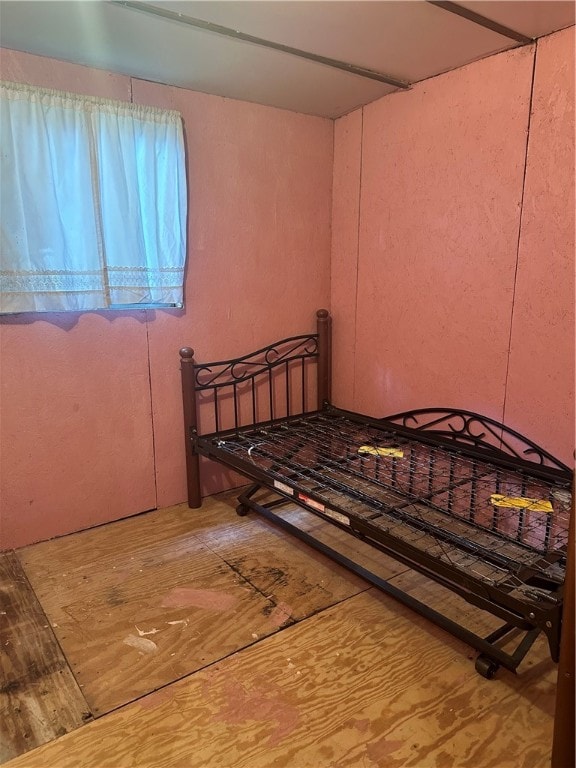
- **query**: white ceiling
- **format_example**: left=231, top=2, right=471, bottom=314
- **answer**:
left=0, top=1, right=574, bottom=118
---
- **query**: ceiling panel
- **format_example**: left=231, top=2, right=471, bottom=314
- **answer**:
left=457, top=1, right=575, bottom=38
left=155, top=0, right=518, bottom=82
left=0, top=1, right=573, bottom=118
left=0, top=1, right=396, bottom=117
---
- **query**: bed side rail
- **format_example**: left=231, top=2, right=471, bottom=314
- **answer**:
left=383, top=407, right=572, bottom=477
left=180, top=309, right=332, bottom=507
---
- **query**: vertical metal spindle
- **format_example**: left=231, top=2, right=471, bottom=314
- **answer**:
left=469, top=461, right=477, bottom=524
left=428, top=449, right=435, bottom=494
left=447, top=454, right=455, bottom=514
left=268, top=369, right=274, bottom=422
left=408, top=450, right=416, bottom=496
left=285, top=361, right=290, bottom=417
left=492, top=470, right=501, bottom=532
left=214, top=388, right=220, bottom=433
left=543, top=489, right=553, bottom=551
left=516, top=509, right=526, bottom=543
left=233, top=382, right=239, bottom=431
left=517, top=475, right=527, bottom=543
left=301, top=357, right=306, bottom=413
left=251, top=377, right=257, bottom=425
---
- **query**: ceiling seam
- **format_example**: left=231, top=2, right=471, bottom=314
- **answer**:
left=110, top=0, right=412, bottom=90
left=427, top=1, right=533, bottom=44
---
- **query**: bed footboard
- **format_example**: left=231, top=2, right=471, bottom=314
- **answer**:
left=383, top=407, right=571, bottom=474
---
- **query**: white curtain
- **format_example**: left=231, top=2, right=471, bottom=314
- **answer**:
left=0, top=81, right=187, bottom=313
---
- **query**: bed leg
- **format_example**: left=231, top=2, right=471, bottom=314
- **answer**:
left=551, top=478, right=575, bottom=768
left=316, top=309, right=332, bottom=409
left=180, top=347, right=202, bottom=509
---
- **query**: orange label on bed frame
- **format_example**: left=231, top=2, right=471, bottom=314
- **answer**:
left=297, top=493, right=325, bottom=513
left=490, top=494, right=553, bottom=513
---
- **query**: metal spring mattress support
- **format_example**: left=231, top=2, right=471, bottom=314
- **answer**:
left=197, top=409, right=571, bottom=676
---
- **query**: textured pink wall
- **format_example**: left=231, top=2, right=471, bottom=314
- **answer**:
left=504, top=27, right=575, bottom=464
left=0, top=313, right=157, bottom=548
left=353, top=45, right=532, bottom=418
left=0, top=51, right=154, bottom=549
left=331, top=111, right=362, bottom=409
left=331, top=31, right=574, bottom=464
left=130, top=80, right=333, bottom=506
left=2, top=27, right=573, bottom=549
left=0, top=49, right=332, bottom=549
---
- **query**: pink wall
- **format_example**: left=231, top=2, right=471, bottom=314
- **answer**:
left=504, top=28, right=575, bottom=462
left=0, top=49, right=332, bottom=549
left=331, top=110, right=362, bottom=408
left=1, top=27, right=573, bottom=550
left=331, top=29, right=574, bottom=466
left=0, top=311, right=157, bottom=549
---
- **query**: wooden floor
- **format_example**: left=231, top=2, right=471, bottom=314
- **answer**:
left=1, top=490, right=558, bottom=767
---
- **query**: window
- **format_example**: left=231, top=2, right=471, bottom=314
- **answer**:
left=0, top=81, right=187, bottom=313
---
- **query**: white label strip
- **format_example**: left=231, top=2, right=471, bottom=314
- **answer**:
left=273, top=480, right=294, bottom=496
left=323, top=508, right=351, bottom=526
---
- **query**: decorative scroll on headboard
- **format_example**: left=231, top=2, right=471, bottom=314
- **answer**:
left=383, top=408, right=571, bottom=475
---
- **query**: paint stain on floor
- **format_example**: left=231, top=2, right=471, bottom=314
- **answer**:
left=123, top=635, right=158, bottom=654
left=203, top=668, right=300, bottom=748
left=161, top=587, right=238, bottom=612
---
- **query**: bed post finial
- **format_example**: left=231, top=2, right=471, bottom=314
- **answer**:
left=180, top=347, right=202, bottom=509
left=180, top=347, right=195, bottom=361
left=316, top=309, right=332, bottom=409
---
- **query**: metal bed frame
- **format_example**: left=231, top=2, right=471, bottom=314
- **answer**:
left=180, top=310, right=572, bottom=678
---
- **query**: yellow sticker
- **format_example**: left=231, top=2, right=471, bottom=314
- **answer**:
left=358, top=445, right=404, bottom=458
left=490, top=494, right=553, bottom=513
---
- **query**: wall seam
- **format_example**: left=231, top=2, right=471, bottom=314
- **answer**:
left=501, top=42, right=538, bottom=428
left=351, top=106, right=364, bottom=407
left=329, top=117, right=335, bottom=315
left=144, top=310, right=159, bottom=509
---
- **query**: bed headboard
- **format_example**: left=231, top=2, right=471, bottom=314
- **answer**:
left=179, top=309, right=332, bottom=506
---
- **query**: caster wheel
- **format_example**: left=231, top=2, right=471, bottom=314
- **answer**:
left=236, top=504, right=249, bottom=517
left=475, top=655, right=499, bottom=679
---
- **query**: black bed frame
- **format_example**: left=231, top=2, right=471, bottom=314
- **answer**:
left=180, top=310, right=573, bottom=679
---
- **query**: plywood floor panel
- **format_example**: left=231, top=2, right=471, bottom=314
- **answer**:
left=16, top=502, right=229, bottom=602
left=6, top=491, right=557, bottom=767
left=4, top=589, right=555, bottom=768
left=17, top=493, right=370, bottom=716
left=0, top=552, right=90, bottom=763
left=193, top=505, right=373, bottom=622
left=387, top=567, right=504, bottom=638
left=19, top=522, right=280, bottom=715
left=268, top=498, right=539, bottom=658
left=251, top=491, right=410, bottom=582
